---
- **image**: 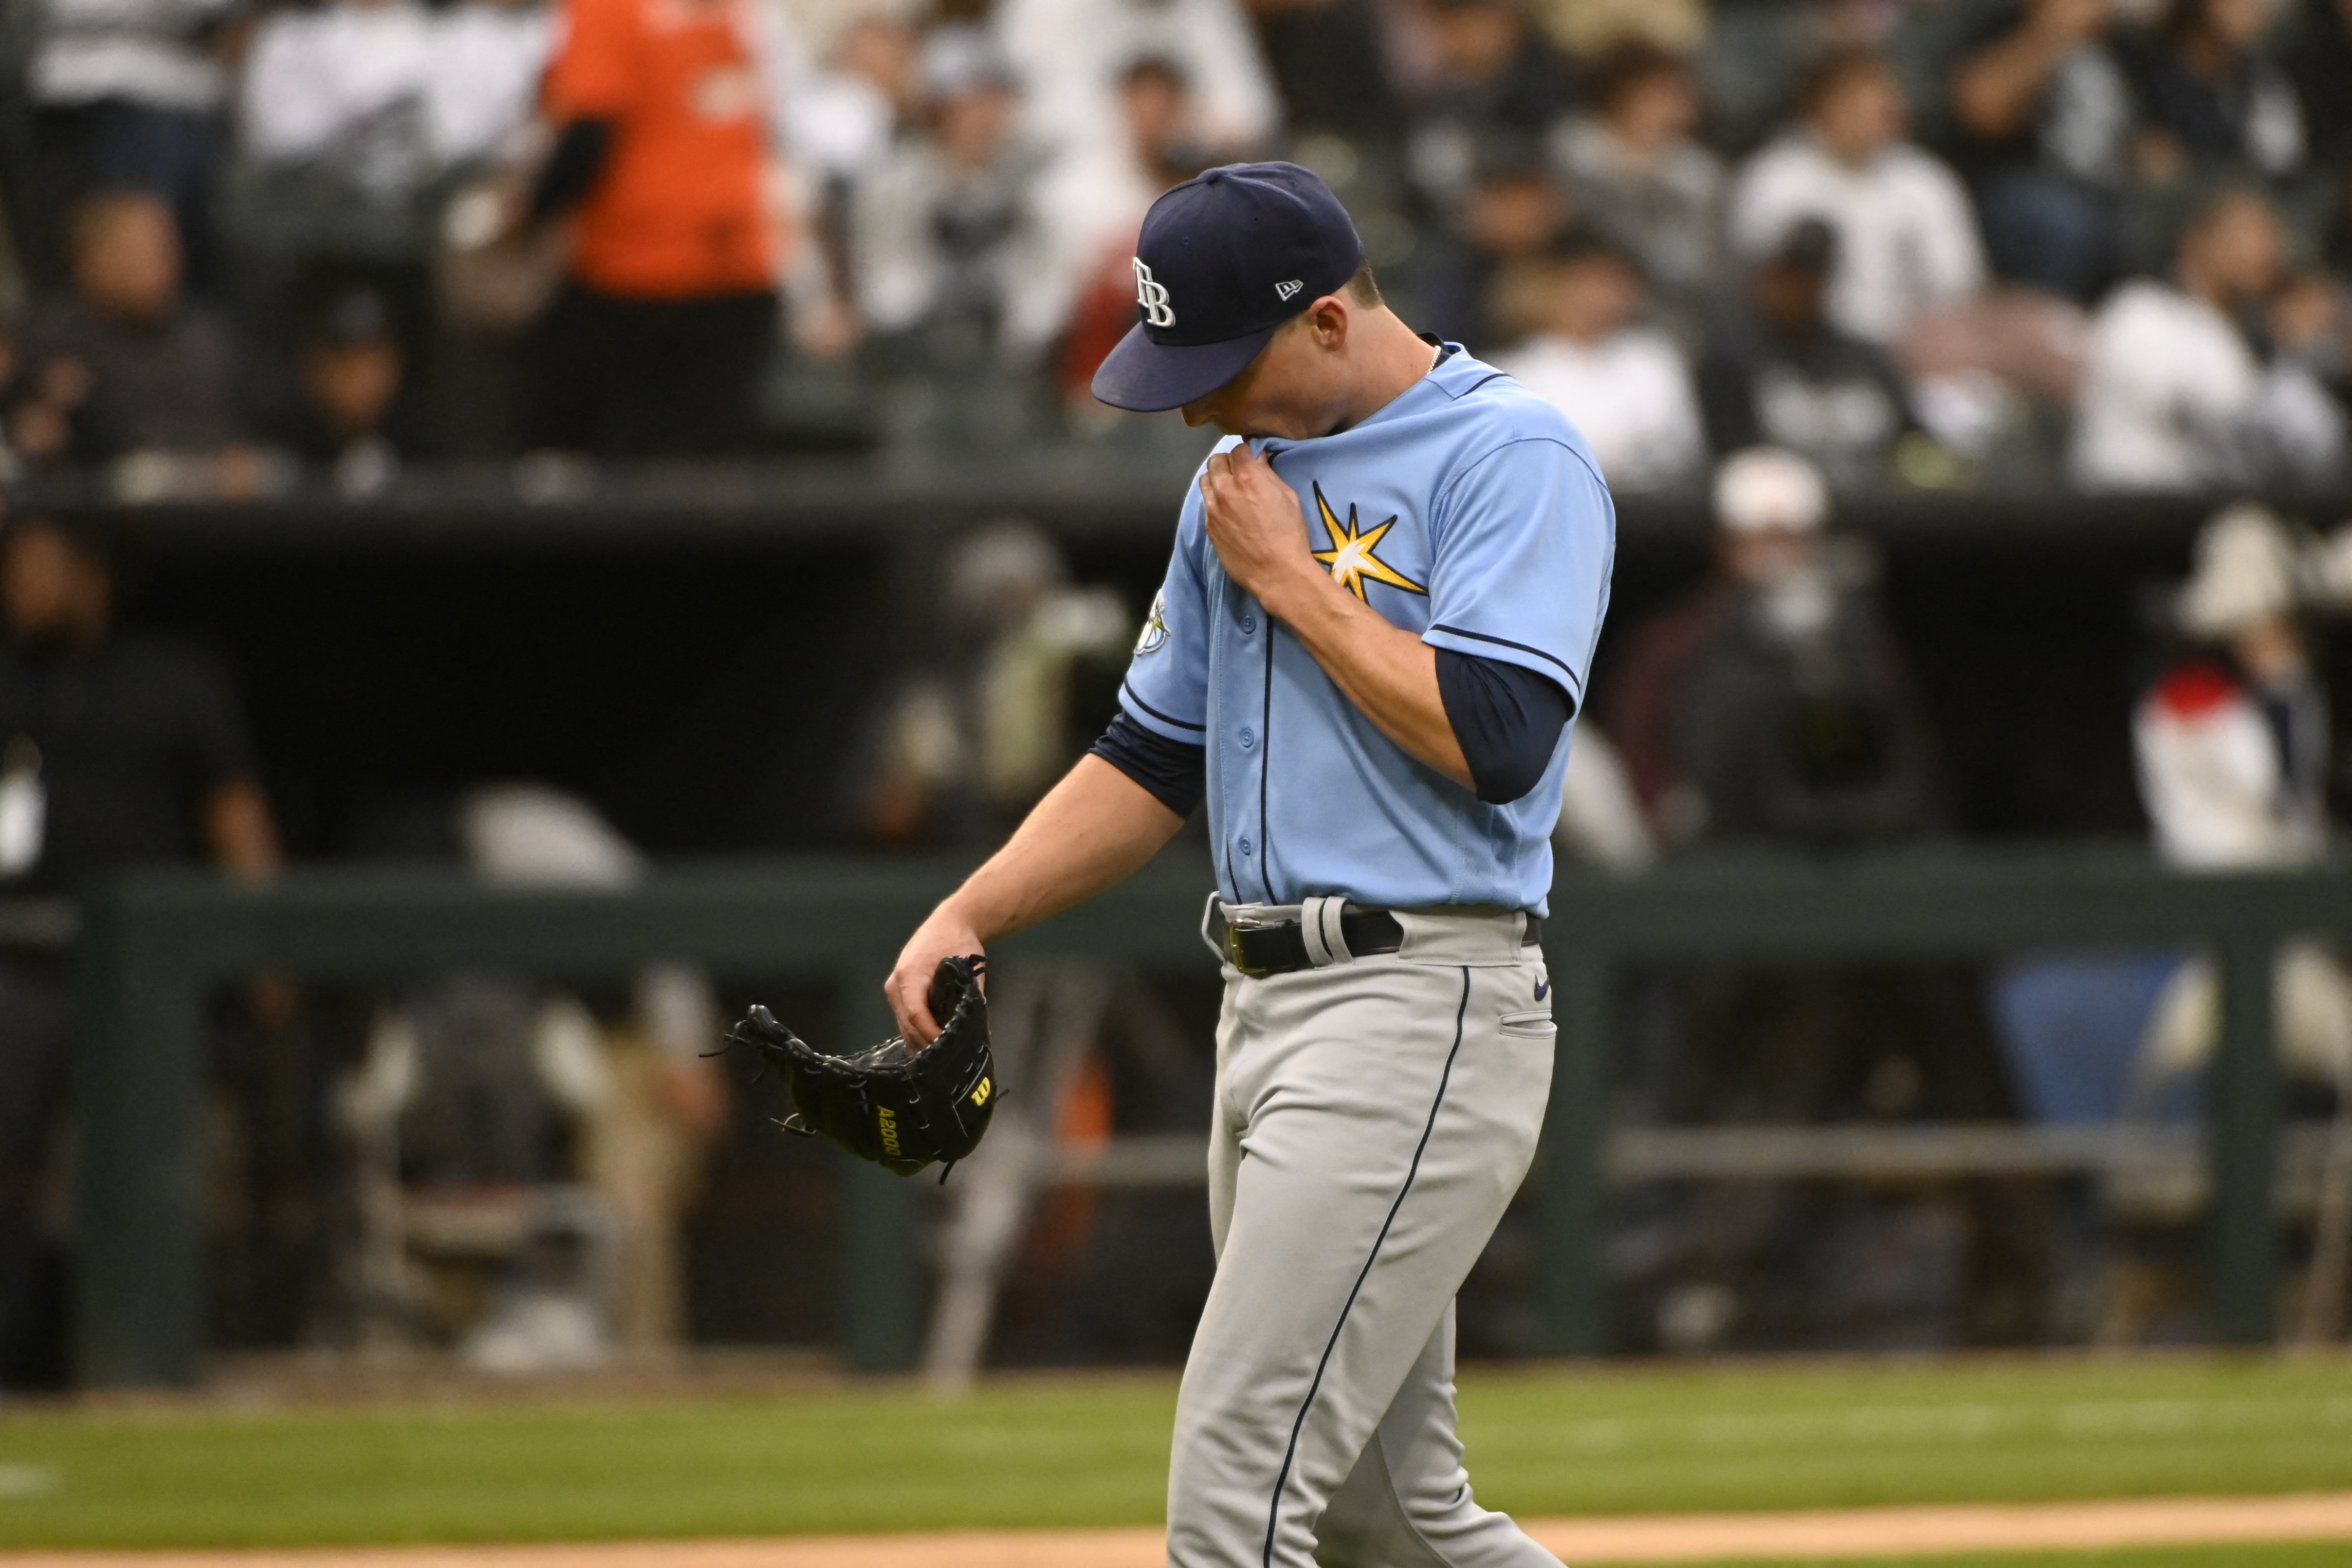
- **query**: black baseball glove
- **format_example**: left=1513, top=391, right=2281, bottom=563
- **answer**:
left=726, top=955, right=996, bottom=1180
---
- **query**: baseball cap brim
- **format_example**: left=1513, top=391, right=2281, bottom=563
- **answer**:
left=1091, top=321, right=1278, bottom=413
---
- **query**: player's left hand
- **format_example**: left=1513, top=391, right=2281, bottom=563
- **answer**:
left=1201, top=446, right=1319, bottom=614
left=887, top=901, right=987, bottom=1047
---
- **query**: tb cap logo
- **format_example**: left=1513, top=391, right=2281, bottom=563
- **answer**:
left=1093, top=162, right=1364, bottom=413
left=1133, top=259, right=1175, bottom=327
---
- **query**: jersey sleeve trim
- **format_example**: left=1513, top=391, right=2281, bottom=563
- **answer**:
left=1119, top=679, right=1208, bottom=735
left=1426, top=623, right=1585, bottom=707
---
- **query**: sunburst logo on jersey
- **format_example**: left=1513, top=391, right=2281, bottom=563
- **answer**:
left=1312, top=484, right=1427, bottom=603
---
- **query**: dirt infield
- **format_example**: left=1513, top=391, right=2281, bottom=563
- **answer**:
left=12, top=1493, right=2352, bottom=1566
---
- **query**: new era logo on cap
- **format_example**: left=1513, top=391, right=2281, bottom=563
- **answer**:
left=1091, top=162, right=1365, bottom=413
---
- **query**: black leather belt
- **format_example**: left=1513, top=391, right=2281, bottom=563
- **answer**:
left=1223, top=908, right=1541, bottom=978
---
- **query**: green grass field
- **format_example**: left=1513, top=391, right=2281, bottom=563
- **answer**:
left=0, top=1355, right=2348, bottom=1551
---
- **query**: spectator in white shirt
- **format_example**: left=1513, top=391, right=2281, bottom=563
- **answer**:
left=849, top=29, right=1061, bottom=363
left=993, top=0, right=1278, bottom=164
left=242, top=0, right=554, bottom=177
left=427, top=0, right=556, bottom=170
left=1493, top=229, right=1705, bottom=491
left=1036, top=58, right=1207, bottom=342
left=235, top=0, right=564, bottom=333
left=776, top=13, right=911, bottom=190
left=1728, top=50, right=1988, bottom=346
left=1049, top=58, right=1213, bottom=405
left=2136, top=503, right=2334, bottom=868
left=2071, top=185, right=2344, bottom=490
left=240, top=0, right=437, bottom=190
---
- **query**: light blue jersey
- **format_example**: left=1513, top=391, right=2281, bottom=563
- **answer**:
left=1118, top=345, right=1616, bottom=915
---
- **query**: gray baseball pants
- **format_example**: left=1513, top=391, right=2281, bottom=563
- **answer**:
left=1168, top=903, right=1561, bottom=1568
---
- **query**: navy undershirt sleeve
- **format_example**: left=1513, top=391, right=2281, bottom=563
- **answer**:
left=1095, top=654, right=1560, bottom=814
left=1435, top=649, right=1572, bottom=805
left=1090, top=710, right=1207, bottom=819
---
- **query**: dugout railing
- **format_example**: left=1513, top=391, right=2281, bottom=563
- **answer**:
left=70, top=847, right=2352, bottom=1386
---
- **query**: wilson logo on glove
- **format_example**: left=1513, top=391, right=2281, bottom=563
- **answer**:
left=724, top=955, right=996, bottom=1181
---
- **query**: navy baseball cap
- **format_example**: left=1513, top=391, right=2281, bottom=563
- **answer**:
left=1092, top=162, right=1365, bottom=413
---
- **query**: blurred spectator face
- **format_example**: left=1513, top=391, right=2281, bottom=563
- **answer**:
left=71, top=193, right=182, bottom=328
left=300, top=289, right=406, bottom=441
left=1598, top=53, right=1700, bottom=151
left=935, top=83, right=1017, bottom=171
left=1805, top=58, right=1907, bottom=165
left=2181, top=0, right=2278, bottom=52
left=1753, top=256, right=1831, bottom=334
left=2271, top=272, right=2346, bottom=356
left=305, top=340, right=403, bottom=441
left=1, top=523, right=110, bottom=646
left=2181, top=191, right=2284, bottom=303
left=2030, top=0, right=2112, bottom=39
left=1723, top=526, right=1820, bottom=586
left=838, top=16, right=921, bottom=119
left=1537, top=251, right=1645, bottom=343
left=1465, top=169, right=1569, bottom=258
left=1119, top=59, right=1190, bottom=165
left=1426, top=0, right=1527, bottom=82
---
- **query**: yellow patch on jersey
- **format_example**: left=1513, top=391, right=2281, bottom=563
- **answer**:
left=1312, top=485, right=1427, bottom=603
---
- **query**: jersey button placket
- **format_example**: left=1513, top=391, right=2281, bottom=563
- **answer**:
left=1239, top=727, right=1255, bottom=749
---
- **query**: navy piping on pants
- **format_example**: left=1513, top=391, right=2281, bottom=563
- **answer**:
left=1259, top=967, right=1475, bottom=1566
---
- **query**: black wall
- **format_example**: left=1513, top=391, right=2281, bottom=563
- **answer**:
left=86, top=479, right=2352, bottom=859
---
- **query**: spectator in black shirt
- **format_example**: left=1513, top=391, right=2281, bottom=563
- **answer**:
left=1393, top=141, right=1576, bottom=352
left=2282, top=0, right=2352, bottom=266
left=0, top=513, right=279, bottom=1388
left=1697, top=218, right=1919, bottom=489
left=1402, top=0, right=1578, bottom=216
left=2118, top=0, right=2306, bottom=182
left=0, top=518, right=278, bottom=893
left=4, top=191, right=257, bottom=491
left=1243, top=0, right=1401, bottom=142
left=267, top=284, right=417, bottom=498
left=2285, top=0, right=2352, bottom=163
left=1947, top=0, right=2136, bottom=300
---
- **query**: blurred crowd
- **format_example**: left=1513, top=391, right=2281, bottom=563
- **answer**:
left=0, top=0, right=2349, bottom=494
left=14, top=0, right=2352, bottom=1381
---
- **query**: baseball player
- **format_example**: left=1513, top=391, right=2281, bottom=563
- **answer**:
left=888, top=162, right=1614, bottom=1567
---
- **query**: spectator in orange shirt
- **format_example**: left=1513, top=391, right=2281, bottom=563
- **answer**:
left=525, top=0, right=787, bottom=455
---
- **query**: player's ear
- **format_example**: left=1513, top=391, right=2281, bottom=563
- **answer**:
left=1304, top=294, right=1349, bottom=351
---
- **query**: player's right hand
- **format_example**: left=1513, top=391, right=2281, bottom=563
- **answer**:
left=887, top=904, right=987, bottom=1048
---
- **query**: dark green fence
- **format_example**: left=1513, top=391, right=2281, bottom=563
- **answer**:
left=72, top=848, right=2352, bottom=1385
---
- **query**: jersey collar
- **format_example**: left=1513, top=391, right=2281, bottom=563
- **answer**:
left=1253, top=338, right=1481, bottom=457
